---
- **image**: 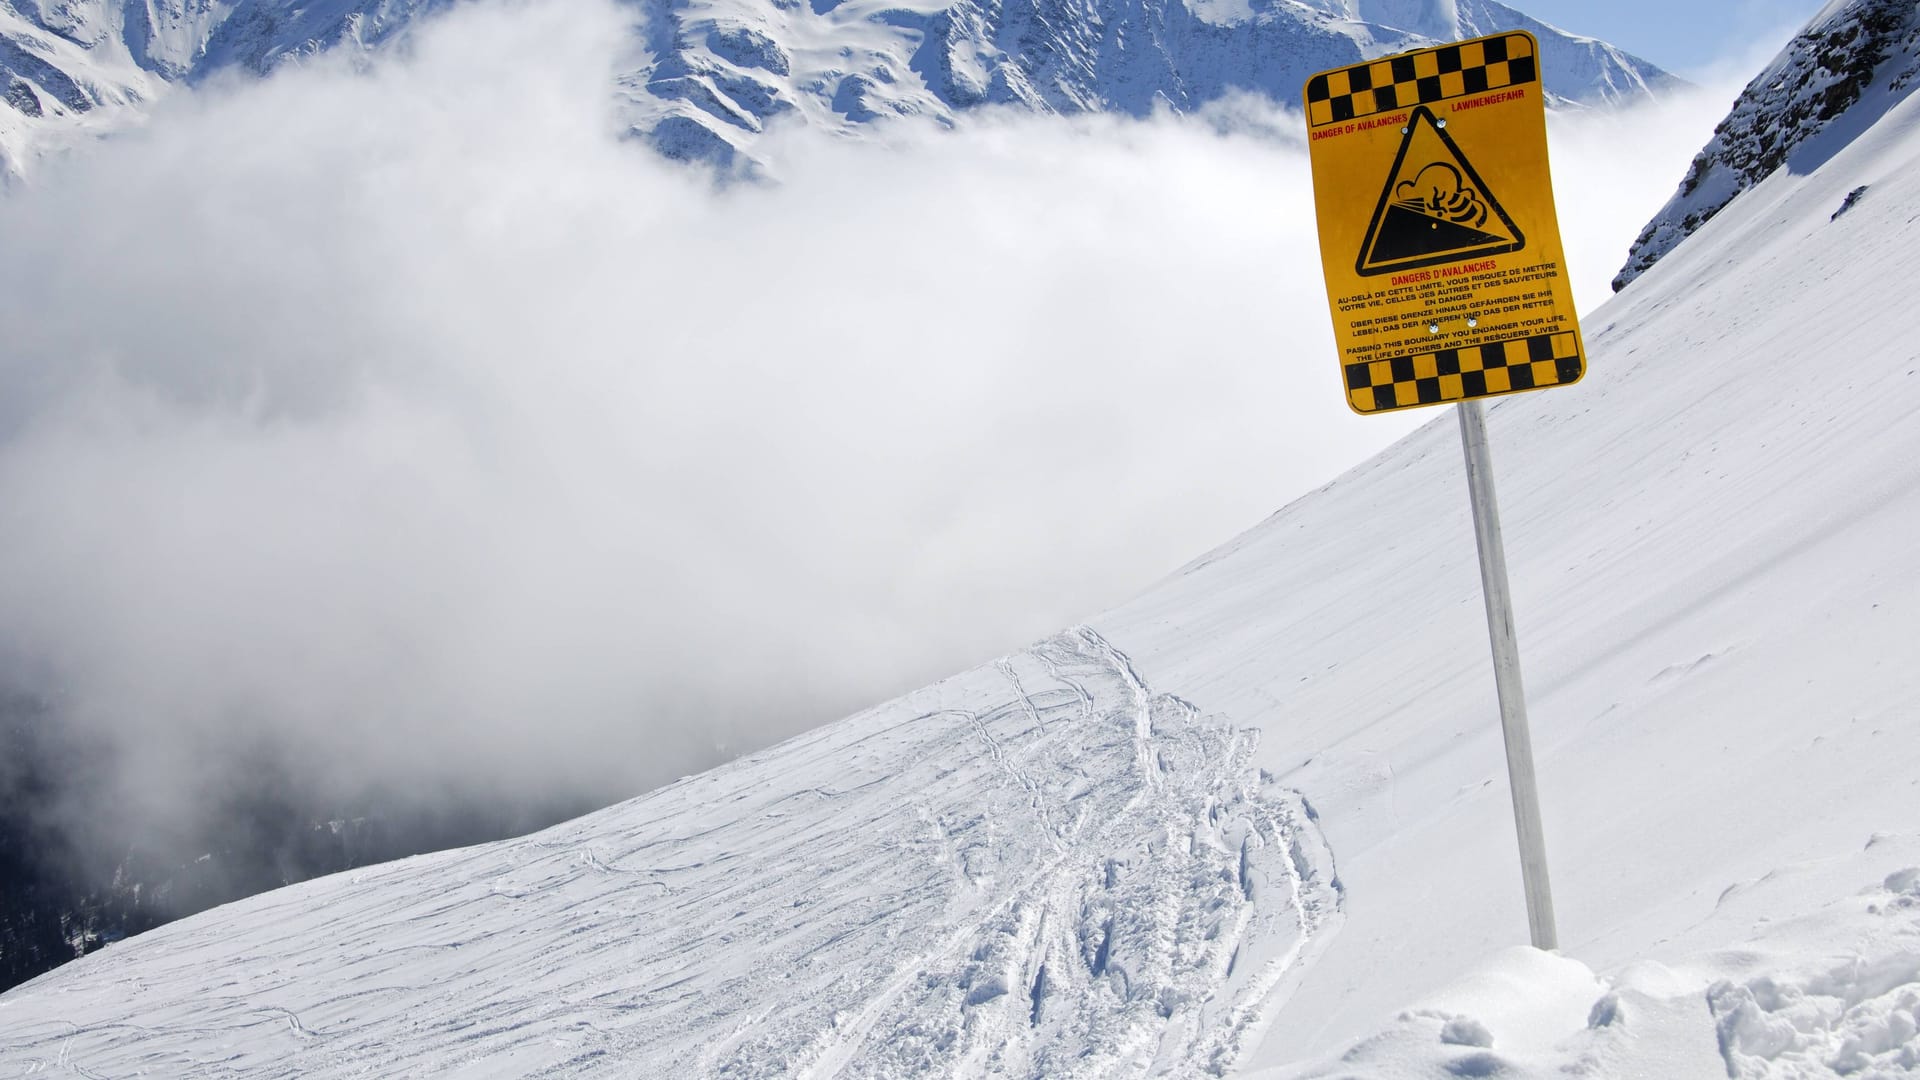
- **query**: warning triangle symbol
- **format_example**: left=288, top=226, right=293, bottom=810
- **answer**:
left=1355, top=106, right=1525, bottom=277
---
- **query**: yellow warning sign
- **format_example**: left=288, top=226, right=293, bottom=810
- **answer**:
left=1303, top=32, right=1585, bottom=415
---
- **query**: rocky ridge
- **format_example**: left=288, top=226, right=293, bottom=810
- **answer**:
left=1613, top=0, right=1920, bottom=290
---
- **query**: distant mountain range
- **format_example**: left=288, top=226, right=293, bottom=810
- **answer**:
left=0, top=0, right=1679, bottom=174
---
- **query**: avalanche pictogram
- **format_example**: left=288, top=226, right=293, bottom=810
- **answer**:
left=1356, top=106, right=1524, bottom=276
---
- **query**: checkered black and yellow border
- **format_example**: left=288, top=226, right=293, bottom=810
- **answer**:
left=1346, top=331, right=1581, bottom=413
left=1306, top=34, right=1539, bottom=128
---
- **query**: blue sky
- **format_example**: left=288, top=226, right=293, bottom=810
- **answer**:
left=1518, top=0, right=1822, bottom=78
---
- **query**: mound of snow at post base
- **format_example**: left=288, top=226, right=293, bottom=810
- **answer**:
left=8, top=39, right=1920, bottom=1080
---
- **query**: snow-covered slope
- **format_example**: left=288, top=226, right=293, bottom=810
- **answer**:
left=0, top=629, right=1344, bottom=1075
left=9, top=8, right=1920, bottom=1080
left=0, top=0, right=1675, bottom=175
left=1614, top=0, right=1920, bottom=289
left=0, top=0, right=161, bottom=174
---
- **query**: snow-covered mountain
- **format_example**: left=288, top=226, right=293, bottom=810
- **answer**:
left=0, top=0, right=1675, bottom=174
left=1613, top=0, right=1920, bottom=289
left=6, top=0, right=1920, bottom=1074
left=637, top=0, right=1678, bottom=166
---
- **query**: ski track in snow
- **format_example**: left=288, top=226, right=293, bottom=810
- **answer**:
left=0, top=628, right=1341, bottom=1079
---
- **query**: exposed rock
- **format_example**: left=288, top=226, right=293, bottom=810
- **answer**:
left=1614, top=0, right=1920, bottom=291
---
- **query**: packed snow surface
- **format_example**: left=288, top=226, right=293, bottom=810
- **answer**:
left=0, top=629, right=1343, bottom=1076
left=8, top=3, right=1920, bottom=1078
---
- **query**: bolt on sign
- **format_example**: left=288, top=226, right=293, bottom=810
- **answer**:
left=1303, top=32, right=1586, bottom=414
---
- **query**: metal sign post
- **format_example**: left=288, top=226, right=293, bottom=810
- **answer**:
left=1301, top=31, right=1578, bottom=951
left=1456, top=398, right=1556, bottom=951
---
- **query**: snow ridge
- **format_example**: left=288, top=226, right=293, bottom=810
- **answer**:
left=0, top=628, right=1340, bottom=1078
